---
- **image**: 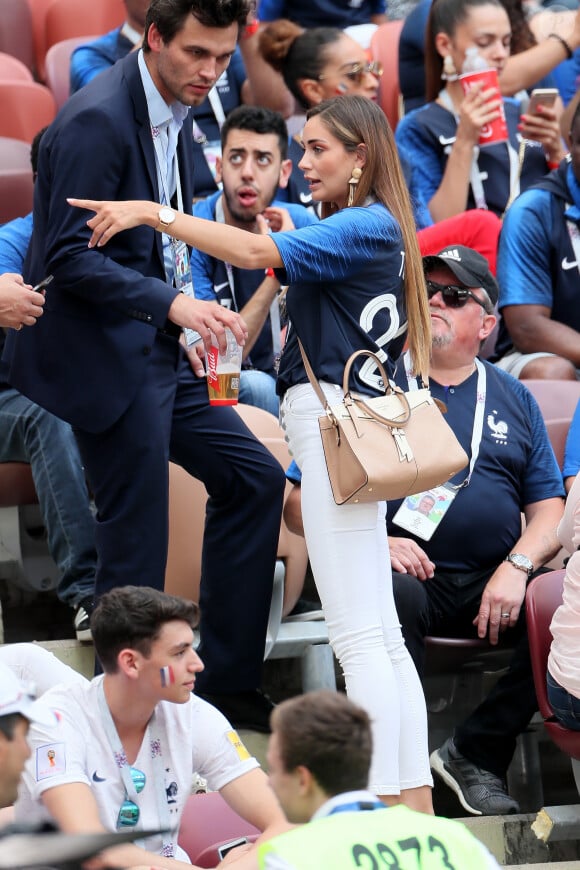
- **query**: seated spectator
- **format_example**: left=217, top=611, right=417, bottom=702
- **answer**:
left=395, top=0, right=566, bottom=222
left=283, top=246, right=565, bottom=815
left=547, top=472, right=580, bottom=731
left=15, top=586, right=288, bottom=868
left=0, top=662, right=56, bottom=810
left=256, top=0, right=387, bottom=30
left=398, top=0, right=580, bottom=113
left=69, top=0, right=149, bottom=93
left=564, top=399, right=580, bottom=491
left=0, top=130, right=96, bottom=640
left=494, top=102, right=580, bottom=381
left=190, top=105, right=318, bottom=416
left=233, top=691, right=501, bottom=869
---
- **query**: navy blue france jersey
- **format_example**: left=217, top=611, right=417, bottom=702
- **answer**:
left=273, top=203, right=407, bottom=398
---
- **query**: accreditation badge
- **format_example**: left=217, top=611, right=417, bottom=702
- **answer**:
left=392, top=484, right=456, bottom=541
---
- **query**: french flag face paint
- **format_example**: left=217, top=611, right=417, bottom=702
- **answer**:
left=160, top=665, right=174, bottom=687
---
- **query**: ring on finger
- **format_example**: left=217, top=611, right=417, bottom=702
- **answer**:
left=501, top=612, right=510, bottom=619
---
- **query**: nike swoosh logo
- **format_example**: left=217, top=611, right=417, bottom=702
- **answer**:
left=299, top=192, right=313, bottom=204
left=438, top=136, right=456, bottom=146
left=562, top=258, right=578, bottom=270
left=213, top=282, right=230, bottom=292
left=92, top=771, right=106, bottom=782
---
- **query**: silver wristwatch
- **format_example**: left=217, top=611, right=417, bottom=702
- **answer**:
left=157, top=206, right=176, bottom=231
left=504, top=553, right=534, bottom=577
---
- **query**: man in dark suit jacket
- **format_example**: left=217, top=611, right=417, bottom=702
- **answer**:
left=6, top=0, right=286, bottom=732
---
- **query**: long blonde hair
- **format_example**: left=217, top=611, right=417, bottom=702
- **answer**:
left=306, top=96, right=431, bottom=381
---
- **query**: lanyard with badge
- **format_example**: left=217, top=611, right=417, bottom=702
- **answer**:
left=97, top=681, right=176, bottom=857
left=192, top=88, right=227, bottom=185
left=151, top=120, right=198, bottom=348
left=391, top=354, right=487, bottom=540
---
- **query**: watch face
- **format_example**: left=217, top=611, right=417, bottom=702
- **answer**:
left=159, top=207, right=175, bottom=226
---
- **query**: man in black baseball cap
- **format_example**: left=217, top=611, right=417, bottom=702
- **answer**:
left=423, top=245, right=499, bottom=311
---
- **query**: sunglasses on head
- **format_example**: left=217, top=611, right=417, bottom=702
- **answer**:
left=426, top=279, right=490, bottom=312
left=117, top=766, right=146, bottom=829
left=319, top=60, right=383, bottom=85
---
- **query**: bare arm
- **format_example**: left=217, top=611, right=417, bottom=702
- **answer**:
left=68, top=198, right=283, bottom=271
left=40, top=783, right=194, bottom=870
left=219, top=769, right=290, bottom=844
left=502, top=304, right=580, bottom=367
left=238, top=27, right=295, bottom=117
left=499, top=8, right=580, bottom=96
left=474, top=497, right=563, bottom=644
left=238, top=274, right=281, bottom=360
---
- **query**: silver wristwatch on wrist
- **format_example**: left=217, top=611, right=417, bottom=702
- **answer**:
left=504, top=553, right=534, bottom=577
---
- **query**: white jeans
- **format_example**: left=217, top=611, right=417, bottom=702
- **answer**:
left=281, top=383, right=432, bottom=794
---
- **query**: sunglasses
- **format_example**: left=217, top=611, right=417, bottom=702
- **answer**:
left=426, top=280, right=491, bottom=312
left=117, top=767, right=146, bottom=828
left=319, top=60, right=383, bottom=85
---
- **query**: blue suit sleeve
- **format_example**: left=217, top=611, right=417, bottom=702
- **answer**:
left=496, top=190, right=554, bottom=310
left=564, top=400, right=580, bottom=480
left=46, top=107, right=176, bottom=325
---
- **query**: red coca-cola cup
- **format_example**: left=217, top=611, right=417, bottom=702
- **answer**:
left=459, top=67, right=508, bottom=146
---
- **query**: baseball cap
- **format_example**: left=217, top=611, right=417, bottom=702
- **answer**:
left=422, top=245, right=499, bottom=307
left=0, top=662, right=56, bottom=727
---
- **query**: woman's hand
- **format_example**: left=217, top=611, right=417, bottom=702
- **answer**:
left=455, top=82, right=504, bottom=147
left=67, top=198, right=158, bottom=247
left=259, top=207, right=296, bottom=234
left=519, top=102, right=566, bottom=165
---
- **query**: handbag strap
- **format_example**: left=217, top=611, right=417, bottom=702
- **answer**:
left=298, top=340, right=412, bottom=427
left=298, top=338, right=333, bottom=411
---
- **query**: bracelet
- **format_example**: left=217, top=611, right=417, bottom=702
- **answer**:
left=243, top=18, right=260, bottom=38
left=548, top=32, right=573, bottom=59
left=547, top=160, right=561, bottom=170
left=265, top=267, right=275, bottom=278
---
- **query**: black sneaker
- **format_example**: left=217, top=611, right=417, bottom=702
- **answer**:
left=73, top=598, right=93, bottom=643
left=195, top=689, right=275, bottom=733
left=430, top=737, right=520, bottom=815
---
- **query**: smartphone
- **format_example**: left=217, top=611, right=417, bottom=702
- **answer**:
left=32, top=275, right=54, bottom=293
left=217, top=837, right=248, bottom=860
left=527, top=88, right=559, bottom=114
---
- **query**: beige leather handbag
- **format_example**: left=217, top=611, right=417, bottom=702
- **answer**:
left=299, top=341, right=468, bottom=506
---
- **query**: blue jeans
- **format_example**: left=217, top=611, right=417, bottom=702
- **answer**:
left=239, top=370, right=279, bottom=417
left=0, top=388, right=96, bottom=608
left=547, top=669, right=580, bottom=730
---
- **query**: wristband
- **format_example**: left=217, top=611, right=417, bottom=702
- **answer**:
left=547, top=160, right=561, bottom=170
left=548, top=32, right=573, bottom=59
left=243, top=18, right=260, bottom=38
left=265, top=267, right=275, bottom=278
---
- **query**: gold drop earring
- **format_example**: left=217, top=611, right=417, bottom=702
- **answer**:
left=347, top=167, right=362, bottom=207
